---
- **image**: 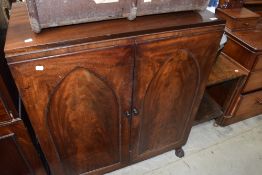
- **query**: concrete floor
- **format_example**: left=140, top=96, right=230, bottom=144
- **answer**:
left=107, top=115, right=262, bottom=175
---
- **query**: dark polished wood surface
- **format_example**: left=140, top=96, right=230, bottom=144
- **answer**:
left=217, top=7, right=260, bottom=18
left=0, top=74, right=18, bottom=122
left=10, top=46, right=133, bottom=175
left=243, top=71, right=262, bottom=92
left=195, top=92, right=223, bottom=125
left=0, top=134, right=31, bottom=175
left=131, top=31, right=223, bottom=162
left=235, top=89, right=262, bottom=118
left=47, top=67, right=123, bottom=174
left=1, top=2, right=47, bottom=174
left=216, top=7, right=260, bottom=31
left=254, top=55, right=262, bottom=70
left=226, top=29, right=262, bottom=52
left=0, top=120, right=46, bottom=175
left=132, top=46, right=200, bottom=160
left=0, top=0, right=19, bottom=123
left=0, top=75, right=12, bottom=123
left=0, top=100, right=10, bottom=122
left=219, top=0, right=244, bottom=8
left=215, top=6, right=262, bottom=126
left=244, top=0, right=262, bottom=15
left=197, top=52, right=248, bottom=125
left=207, top=53, right=248, bottom=86
left=223, top=32, right=260, bottom=70
left=219, top=90, right=262, bottom=125
left=5, top=3, right=225, bottom=175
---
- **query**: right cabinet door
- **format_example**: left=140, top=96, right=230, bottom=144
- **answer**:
left=131, top=32, right=222, bottom=162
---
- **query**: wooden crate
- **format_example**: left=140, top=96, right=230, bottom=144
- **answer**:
left=25, top=0, right=209, bottom=33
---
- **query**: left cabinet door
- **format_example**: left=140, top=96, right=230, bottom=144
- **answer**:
left=9, top=46, right=134, bottom=175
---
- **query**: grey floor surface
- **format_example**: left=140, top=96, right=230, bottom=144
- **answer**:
left=107, top=114, right=262, bottom=175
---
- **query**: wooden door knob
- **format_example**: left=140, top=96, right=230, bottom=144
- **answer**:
left=132, top=108, right=139, bottom=116
left=125, top=111, right=131, bottom=118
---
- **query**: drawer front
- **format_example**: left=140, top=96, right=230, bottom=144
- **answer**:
left=253, top=55, right=262, bottom=71
left=216, top=9, right=259, bottom=31
left=231, top=18, right=258, bottom=31
left=235, top=90, right=262, bottom=119
left=243, top=70, right=262, bottom=93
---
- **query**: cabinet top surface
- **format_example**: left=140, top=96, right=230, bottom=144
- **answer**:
left=207, top=53, right=248, bottom=86
left=226, top=29, right=262, bottom=52
left=216, top=7, right=260, bottom=19
left=5, top=3, right=224, bottom=58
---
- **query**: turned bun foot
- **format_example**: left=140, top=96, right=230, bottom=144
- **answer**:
left=175, top=148, right=185, bottom=158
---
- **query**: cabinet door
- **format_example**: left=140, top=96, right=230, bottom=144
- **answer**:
left=131, top=32, right=222, bottom=161
left=10, top=46, right=134, bottom=175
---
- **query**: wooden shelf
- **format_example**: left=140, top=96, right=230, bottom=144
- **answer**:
left=195, top=53, right=249, bottom=125
left=195, top=92, right=223, bottom=125
left=207, top=53, right=248, bottom=87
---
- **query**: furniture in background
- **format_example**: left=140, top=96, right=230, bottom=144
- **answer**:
left=218, top=0, right=244, bottom=8
left=244, top=0, right=262, bottom=15
left=213, top=3, right=262, bottom=125
left=1, top=1, right=47, bottom=174
left=195, top=0, right=262, bottom=126
left=5, top=3, right=224, bottom=175
left=195, top=53, right=248, bottom=124
left=244, top=0, right=262, bottom=28
left=0, top=99, right=46, bottom=175
left=0, top=33, right=46, bottom=175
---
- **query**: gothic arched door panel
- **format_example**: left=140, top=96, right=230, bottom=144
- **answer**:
left=47, top=67, right=120, bottom=175
left=10, top=46, right=134, bottom=175
left=131, top=38, right=204, bottom=162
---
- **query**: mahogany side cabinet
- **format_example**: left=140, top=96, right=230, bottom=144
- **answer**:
left=4, top=3, right=225, bottom=175
left=215, top=7, right=262, bottom=126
